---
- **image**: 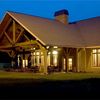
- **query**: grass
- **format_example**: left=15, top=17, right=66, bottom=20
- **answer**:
left=0, top=71, right=100, bottom=80
left=0, top=71, right=100, bottom=99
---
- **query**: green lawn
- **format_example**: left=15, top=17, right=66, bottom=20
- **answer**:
left=0, top=71, right=100, bottom=80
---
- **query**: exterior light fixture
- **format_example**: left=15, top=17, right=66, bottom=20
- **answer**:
left=52, top=50, right=58, bottom=55
left=31, top=47, right=35, bottom=50
left=53, top=46, right=58, bottom=49
left=46, top=46, right=49, bottom=49
left=36, top=52, right=39, bottom=55
left=92, top=49, right=96, bottom=53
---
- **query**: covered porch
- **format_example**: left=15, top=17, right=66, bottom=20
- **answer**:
left=0, top=12, right=78, bottom=73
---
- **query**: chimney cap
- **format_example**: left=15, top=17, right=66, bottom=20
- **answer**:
left=54, top=9, right=69, bottom=16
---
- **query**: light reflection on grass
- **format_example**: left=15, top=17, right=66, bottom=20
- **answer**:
left=0, top=71, right=99, bottom=80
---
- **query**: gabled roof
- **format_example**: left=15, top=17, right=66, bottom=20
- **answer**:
left=76, top=16, right=100, bottom=47
left=0, top=11, right=100, bottom=48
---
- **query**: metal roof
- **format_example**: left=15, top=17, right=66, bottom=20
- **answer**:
left=76, top=16, right=100, bottom=47
left=0, top=11, right=100, bottom=48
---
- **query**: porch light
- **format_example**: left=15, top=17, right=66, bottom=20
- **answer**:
left=69, top=58, right=72, bottom=62
left=52, top=50, right=58, bottom=55
left=46, top=46, right=49, bottom=49
left=36, top=52, right=39, bottom=55
left=53, top=46, right=58, bottom=49
left=31, top=47, right=35, bottom=50
left=92, top=49, right=97, bottom=53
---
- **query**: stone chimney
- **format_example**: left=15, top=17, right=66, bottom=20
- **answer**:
left=54, top=9, right=69, bottom=24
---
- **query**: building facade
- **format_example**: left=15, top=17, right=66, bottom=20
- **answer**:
left=0, top=9, right=100, bottom=73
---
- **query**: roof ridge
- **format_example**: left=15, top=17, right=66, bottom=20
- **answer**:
left=7, top=11, right=54, bottom=21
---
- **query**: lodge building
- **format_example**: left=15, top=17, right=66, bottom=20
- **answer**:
left=0, top=9, right=100, bottom=73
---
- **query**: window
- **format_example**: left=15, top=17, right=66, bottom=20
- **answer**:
left=52, top=50, right=58, bottom=66
left=47, top=52, right=51, bottom=66
left=92, top=49, right=100, bottom=67
left=30, top=51, right=45, bottom=67
left=68, top=58, right=72, bottom=70
left=41, top=52, right=44, bottom=66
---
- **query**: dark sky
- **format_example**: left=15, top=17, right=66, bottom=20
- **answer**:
left=0, top=0, right=100, bottom=22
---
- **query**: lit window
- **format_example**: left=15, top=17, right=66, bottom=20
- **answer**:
left=68, top=58, right=72, bottom=70
left=47, top=55, right=50, bottom=66
left=93, top=49, right=97, bottom=53
left=52, top=50, right=58, bottom=66
left=92, top=49, right=100, bottom=67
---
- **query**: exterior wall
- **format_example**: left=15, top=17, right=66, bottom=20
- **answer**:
left=61, top=48, right=77, bottom=72
left=77, top=48, right=86, bottom=72
left=86, top=48, right=100, bottom=73
left=85, top=48, right=92, bottom=72
left=78, top=48, right=100, bottom=73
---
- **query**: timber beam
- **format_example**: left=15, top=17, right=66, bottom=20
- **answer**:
left=13, top=20, right=16, bottom=43
left=0, top=18, right=12, bottom=39
left=24, top=34, right=30, bottom=41
left=0, top=45, right=12, bottom=49
left=15, top=29, right=24, bottom=43
left=4, top=32, right=13, bottom=44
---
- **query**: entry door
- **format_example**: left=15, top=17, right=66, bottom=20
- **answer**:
left=68, top=58, right=73, bottom=71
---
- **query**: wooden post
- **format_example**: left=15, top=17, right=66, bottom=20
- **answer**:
left=43, top=50, right=48, bottom=74
left=13, top=20, right=16, bottom=43
left=39, top=50, right=42, bottom=72
left=8, top=50, right=16, bottom=68
left=76, top=48, right=79, bottom=72
left=73, top=48, right=78, bottom=72
left=84, top=48, right=86, bottom=72
left=65, top=48, right=69, bottom=72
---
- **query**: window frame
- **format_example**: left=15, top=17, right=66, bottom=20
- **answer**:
left=92, top=49, right=100, bottom=67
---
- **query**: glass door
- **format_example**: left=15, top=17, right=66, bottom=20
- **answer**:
left=68, top=57, right=73, bottom=71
